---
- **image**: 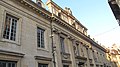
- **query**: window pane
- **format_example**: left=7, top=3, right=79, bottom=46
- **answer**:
left=12, top=63, right=15, bottom=67
left=63, top=65, right=69, bottom=67
left=3, top=62, right=6, bottom=67
left=37, top=27, right=45, bottom=48
left=10, top=18, right=17, bottom=41
left=3, top=14, right=18, bottom=41
left=0, top=62, right=2, bottom=67
left=8, top=63, right=11, bottom=67
left=60, top=37, right=65, bottom=52
left=3, top=16, right=11, bottom=39
left=0, top=61, right=16, bottom=67
left=38, top=63, right=48, bottom=67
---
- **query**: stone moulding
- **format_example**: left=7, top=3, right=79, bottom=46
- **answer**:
left=52, top=14, right=106, bottom=52
left=0, top=49, right=24, bottom=58
left=15, top=0, right=52, bottom=20
left=75, top=55, right=87, bottom=60
left=35, top=56, right=52, bottom=61
left=61, top=52, right=70, bottom=59
left=62, top=60, right=72, bottom=63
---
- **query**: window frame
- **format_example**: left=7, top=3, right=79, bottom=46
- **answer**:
left=38, top=63, right=48, bottom=67
left=36, top=59, right=51, bottom=67
left=3, top=14, right=18, bottom=41
left=63, top=65, right=69, bottom=67
left=60, top=36, right=65, bottom=53
left=37, top=27, right=45, bottom=48
left=74, top=43, right=80, bottom=56
left=1, top=11, right=22, bottom=45
left=0, top=60, right=17, bottom=67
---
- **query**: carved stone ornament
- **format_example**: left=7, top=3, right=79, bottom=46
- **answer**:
left=61, top=52, right=70, bottom=59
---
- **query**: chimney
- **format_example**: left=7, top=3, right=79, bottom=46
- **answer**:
left=36, top=0, right=45, bottom=8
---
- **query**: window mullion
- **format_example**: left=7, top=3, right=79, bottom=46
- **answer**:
left=37, top=28, right=45, bottom=48
left=40, top=30, right=41, bottom=48
left=77, top=45, right=79, bottom=56
left=4, top=16, right=8, bottom=39
left=11, top=62, right=12, bottom=67
left=9, top=17, right=12, bottom=40
left=6, top=62, right=8, bottom=67
left=12, top=20, right=15, bottom=40
left=63, top=38, right=65, bottom=52
left=41, top=30, right=44, bottom=48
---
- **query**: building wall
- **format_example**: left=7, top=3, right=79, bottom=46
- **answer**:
left=106, top=45, right=120, bottom=67
left=0, top=0, right=112, bottom=67
left=47, top=1, right=111, bottom=67
left=0, top=0, right=52, bottom=67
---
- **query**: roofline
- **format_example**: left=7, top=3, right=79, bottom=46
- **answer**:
left=46, top=0, right=88, bottom=30
left=52, top=14, right=106, bottom=52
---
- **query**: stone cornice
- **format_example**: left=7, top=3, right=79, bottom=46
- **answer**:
left=35, top=56, right=52, bottom=61
left=62, top=60, right=72, bottom=63
left=15, top=0, right=52, bottom=20
left=0, top=50, right=24, bottom=58
left=46, top=0, right=88, bottom=30
left=46, top=0, right=63, bottom=12
left=52, top=14, right=106, bottom=52
left=0, top=0, right=51, bottom=28
left=52, top=14, right=87, bottom=39
left=86, top=37, right=107, bottom=52
left=75, top=56, right=87, bottom=60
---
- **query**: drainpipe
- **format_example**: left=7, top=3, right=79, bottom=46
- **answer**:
left=50, top=14, right=56, bottom=67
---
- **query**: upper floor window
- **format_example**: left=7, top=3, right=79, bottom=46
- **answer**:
left=74, top=43, right=79, bottom=56
left=38, top=63, right=48, bottom=67
left=93, top=51, right=98, bottom=62
left=37, top=27, right=45, bottom=48
left=60, top=37, right=65, bottom=53
left=0, top=60, right=17, bottom=67
left=3, top=14, right=18, bottom=41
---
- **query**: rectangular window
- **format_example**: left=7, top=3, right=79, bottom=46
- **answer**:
left=74, top=43, right=79, bottom=56
left=37, top=27, right=45, bottom=48
left=0, top=60, right=17, bottom=67
left=93, top=51, right=98, bottom=62
left=38, top=63, right=48, bottom=67
left=60, top=37, right=65, bottom=53
left=3, top=14, right=18, bottom=41
left=63, top=65, right=69, bottom=67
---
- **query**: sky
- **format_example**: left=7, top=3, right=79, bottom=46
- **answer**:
left=33, top=0, right=120, bottom=47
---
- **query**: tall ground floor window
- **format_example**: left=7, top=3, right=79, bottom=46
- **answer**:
left=0, top=60, right=17, bottom=67
left=63, top=65, right=69, bottom=67
left=38, top=63, right=48, bottom=67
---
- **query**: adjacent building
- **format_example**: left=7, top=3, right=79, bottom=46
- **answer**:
left=106, top=44, right=120, bottom=67
left=108, top=0, right=120, bottom=25
left=0, top=0, right=111, bottom=67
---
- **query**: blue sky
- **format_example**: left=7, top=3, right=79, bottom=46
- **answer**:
left=34, top=0, right=120, bottom=47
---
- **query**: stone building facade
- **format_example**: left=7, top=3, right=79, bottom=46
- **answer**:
left=0, top=0, right=111, bottom=67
